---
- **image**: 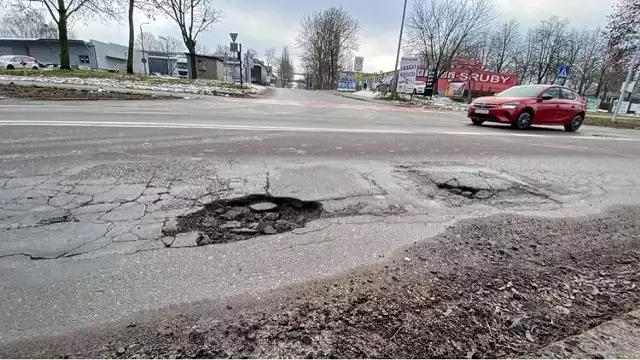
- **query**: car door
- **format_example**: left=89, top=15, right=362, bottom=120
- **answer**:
left=536, top=87, right=562, bottom=123
left=11, top=56, right=21, bottom=67
left=559, top=88, right=579, bottom=123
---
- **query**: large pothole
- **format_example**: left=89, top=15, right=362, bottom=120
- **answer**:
left=401, top=166, right=561, bottom=208
left=165, top=194, right=323, bottom=246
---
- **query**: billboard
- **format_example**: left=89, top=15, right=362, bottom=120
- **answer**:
left=354, top=56, right=364, bottom=72
left=337, top=71, right=356, bottom=92
left=396, top=56, right=419, bottom=94
left=437, top=70, right=517, bottom=94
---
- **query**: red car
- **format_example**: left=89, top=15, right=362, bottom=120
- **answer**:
left=467, top=85, right=587, bottom=132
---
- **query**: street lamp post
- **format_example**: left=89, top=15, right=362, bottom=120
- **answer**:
left=140, top=22, right=150, bottom=75
left=390, top=0, right=408, bottom=98
left=159, top=36, right=171, bottom=76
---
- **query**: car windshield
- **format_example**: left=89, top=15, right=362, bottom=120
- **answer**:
left=494, top=85, right=548, bottom=97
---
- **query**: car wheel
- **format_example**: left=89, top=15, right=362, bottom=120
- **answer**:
left=6, top=64, right=14, bottom=70
left=471, top=118, right=484, bottom=126
left=564, top=114, right=583, bottom=132
left=511, top=110, right=533, bottom=130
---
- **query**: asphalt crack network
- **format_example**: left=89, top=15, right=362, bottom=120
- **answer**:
left=7, top=206, right=638, bottom=359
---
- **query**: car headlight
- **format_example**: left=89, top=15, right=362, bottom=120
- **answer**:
left=502, top=103, right=519, bottom=109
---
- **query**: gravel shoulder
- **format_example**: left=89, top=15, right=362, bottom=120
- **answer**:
left=2, top=206, right=638, bottom=358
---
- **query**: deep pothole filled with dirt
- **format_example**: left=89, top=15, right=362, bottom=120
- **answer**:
left=166, top=194, right=323, bottom=246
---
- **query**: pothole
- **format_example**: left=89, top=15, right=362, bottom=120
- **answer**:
left=436, top=179, right=495, bottom=199
left=166, top=194, right=323, bottom=246
left=401, top=166, right=561, bottom=207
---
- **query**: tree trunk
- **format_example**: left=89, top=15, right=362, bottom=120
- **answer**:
left=57, top=2, right=70, bottom=70
left=188, top=47, right=197, bottom=79
left=126, top=0, right=135, bottom=74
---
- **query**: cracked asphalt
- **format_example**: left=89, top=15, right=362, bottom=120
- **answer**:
left=0, top=88, right=639, bottom=354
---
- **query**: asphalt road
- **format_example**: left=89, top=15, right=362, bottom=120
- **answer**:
left=0, top=88, right=639, bottom=346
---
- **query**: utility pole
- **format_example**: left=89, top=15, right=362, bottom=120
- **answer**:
left=239, top=43, right=243, bottom=87
left=140, top=22, right=149, bottom=76
left=390, top=0, right=408, bottom=98
left=612, top=41, right=639, bottom=123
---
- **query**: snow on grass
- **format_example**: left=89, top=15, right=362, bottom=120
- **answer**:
left=351, top=90, right=379, bottom=98
left=0, top=73, right=265, bottom=97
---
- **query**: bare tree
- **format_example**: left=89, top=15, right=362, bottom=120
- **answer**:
left=10, top=0, right=119, bottom=69
left=146, top=0, right=221, bottom=79
left=264, top=47, right=276, bottom=67
left=405, top=0, right=496, bottom=80
left=488, top=19, right=519, bottom=73
left=512, top=29, right=536, bottom=84
left=195, top=43, right=211, bottom=55
left=126, top=1, right=155, bottom=74
left=0, top=3, right=59, bottom=38
left=528, top=16, right=568, bottom=84
left=136, top=32, right=160, bottom=52
left=276, top=45, right=295, bottom=87
left=159, top=35, right=184, bottom=54
left=571, top=29, right=607, bottom=94
left=605, top=0, right=640, bottom=55
left=296, top=6, right=360, bottom=89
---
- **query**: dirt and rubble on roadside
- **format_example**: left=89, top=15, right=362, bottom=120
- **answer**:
left=3, top=206, right=638, bottom=359
left=0, top=82, right=178, bottom=100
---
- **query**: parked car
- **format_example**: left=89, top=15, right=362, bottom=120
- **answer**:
left=0, top=55, right=40, bottom=70
left=413, top=80, right=426, bottom=95
left=376, top=75, right=397, bottom=93
left=467, top=84, right=587, bottom=132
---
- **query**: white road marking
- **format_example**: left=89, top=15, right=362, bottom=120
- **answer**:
left=0, top=120, right=637, bottom=143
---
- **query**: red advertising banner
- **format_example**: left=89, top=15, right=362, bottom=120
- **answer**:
left=438, top=69, right=517, bottom=93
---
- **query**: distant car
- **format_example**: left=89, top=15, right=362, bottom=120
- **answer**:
left=376, top=75, right=397, bottom=93
left=0, top=55, right=40, bottom=70
left=467, top=84, right=587, bottom=132
left=413, top=80, right=426, bottom=95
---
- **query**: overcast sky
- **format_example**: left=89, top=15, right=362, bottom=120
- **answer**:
left=36, top=0, right=617, bottom=72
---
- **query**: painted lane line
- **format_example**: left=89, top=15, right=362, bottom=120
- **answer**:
left=0, top=120, right=414, bottom=134
left=0, top=120, right=638, bottom=143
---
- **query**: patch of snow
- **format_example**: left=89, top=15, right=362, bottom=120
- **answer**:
left=351, top=90, right=378, bottom=99
left=0, top=75, right=265, bottom=97
left=411, top=95, right=469, bottom=112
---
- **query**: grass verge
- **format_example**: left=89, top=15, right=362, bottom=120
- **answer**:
left=584, top=115, right=640, bottom=130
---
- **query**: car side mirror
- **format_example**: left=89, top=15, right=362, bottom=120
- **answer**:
left=540, top=95, right=553, bottom=101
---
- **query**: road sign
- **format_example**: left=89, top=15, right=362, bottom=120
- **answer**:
left=230, top=42, right=238, bottom=52
left=229, top=32, right=238, bottom=42
left=557, top=65, right=570, bottom=79
left=141, top=58, right=147, bottom=64
left=353, top=56, right=364, bottom=72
